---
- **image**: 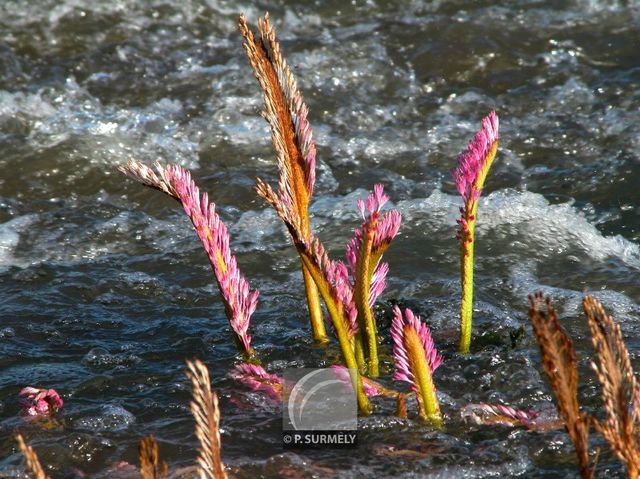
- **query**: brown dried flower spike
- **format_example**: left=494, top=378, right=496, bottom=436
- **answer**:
left=528, top=293, right=593, bottom=479
left=584, top=295, right=640, bottom=478
left=239, top=13, right=326, bottom=343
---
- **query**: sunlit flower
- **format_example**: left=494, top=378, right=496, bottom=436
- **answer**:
left=120, top=161, right=259, bottom=357
left=391, top=306, right=442, bottom=424
left=450, top=111, right=500, bottom=354
left=452, top=111, right=499, bottom=205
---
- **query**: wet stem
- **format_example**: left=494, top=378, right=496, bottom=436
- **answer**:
left=459, top=202, right=477, bottom=354
left=302, top=264, right=327, bottom=342
left=354, top=220, right=379, bottom=377
left=298, top=254, right=372, bottom=414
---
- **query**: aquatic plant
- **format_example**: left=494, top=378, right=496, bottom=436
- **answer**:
left=239, top=13, right=326, bottom=343
left=391, top=305, right=443, bottom=426
left=119, top=161, right=258, bottom=361
left=452, top=111, right=499, bottom=354
left=528, top=293, right=592, bottom=479
left=15, top=435, right=49, bottom=479
left=139, top=435, right=169, bottom=479
left=186, top=359, right=228, bottom=479
left=228, top=363, right=283, bottom=401
left=18, top=387, right=63, bottom=417
left=583, top=296, right=640, bottom=478
left=461, top=403, right=543, bottom=429
left=347, top=184, right=401, bottom=377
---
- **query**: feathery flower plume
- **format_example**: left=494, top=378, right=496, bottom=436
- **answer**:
left=239, top=14, right=326, bottom=342
left=139, top=435, right=169, bottom=479
left=583, top=295, right=640, bottom=477
left=452, top=111, right=499, bottom=354
left=228, top=363, right=283, bottom=402
left=19, top=387, right=63, bottom=417
left=391, top=306, right=442, bottom=425
left=528, top=293, right=593, bottom=479
left=346, top=184, right=401, bottom=376
left=16, top=435, right=49, bottom=479
left=120, top=160, right=258, bottom=359
left=185, top=359, right=228, bottom=479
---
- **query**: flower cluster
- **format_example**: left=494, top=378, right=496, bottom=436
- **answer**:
left=391, top=306, right=442, bottom=424
left=19, top=387, right=63, bottom=417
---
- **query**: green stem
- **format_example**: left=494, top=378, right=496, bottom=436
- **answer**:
left=302, top=264, right=328, bottom=343
left=459, top=206, right=477, bottom=355
left=354, top=332, right=366, bottom=372
left=298, top=254, right=372, bottom=415
left=354, top=220, right=379, bottom=377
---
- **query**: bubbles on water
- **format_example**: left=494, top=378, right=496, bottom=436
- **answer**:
left=82, top=347, right=142, bottom=368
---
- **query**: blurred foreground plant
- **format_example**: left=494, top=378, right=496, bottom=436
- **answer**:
left=529, top=293, right=640, bottom=479
left=15, top=360, right=227, bottom=479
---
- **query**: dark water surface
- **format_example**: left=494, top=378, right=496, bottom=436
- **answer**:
left=1, top=0, right=640, bottom=477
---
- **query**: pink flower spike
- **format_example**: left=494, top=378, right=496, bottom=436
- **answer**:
left=229, top=363, right=283, bottom=401
left=19, top=387, right=63, bottom=417
left=391, top=306, right=442, bottom=388
left=357, top=184, right=389, bottom=220
left=452, top=111, right=499, bottom=203
left=391, top=306, right=442, bottom=424
left=120, top=161, right=259, bottom=357
left=373, top=210, right=402, bottom=252
left=369, top=262, right=389, bottom=307
left=324, top=259, right=358, bottom=336
left=461, top=403, right=541, bottom=429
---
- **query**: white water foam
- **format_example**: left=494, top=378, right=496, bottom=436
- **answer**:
left=398, top=188, right=640, bottom=268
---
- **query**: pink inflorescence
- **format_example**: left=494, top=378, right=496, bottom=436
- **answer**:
left=461, top=402, right=541, bottom=429
left=391, top=306, right=443, bottom=389
left=229, top=363, right=283, bottom=401
left=345, top=184, right=401, bottom=303
left=120, top=161, right=259, bottom=355
left=452, top=111, right=499, bottom=203
left=324, top=258, right=359, bottom=336
left=167, top=165, right=258, bottom=354
left=19, top=387, right=63, bottom=417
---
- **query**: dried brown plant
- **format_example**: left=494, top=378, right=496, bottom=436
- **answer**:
left=238, top=13, right=326, bottom=342
left=16, top=434, right=50, bottom=479
left=528, top=292, right=593, bottom=479
left=139, top=434, right=169, bottom=479
left=584, top=295, right=640, bottom=478
left=186, top=359, right=228, bottom=479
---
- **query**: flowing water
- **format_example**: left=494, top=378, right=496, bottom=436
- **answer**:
left=1, top=0, right=639, bottom=477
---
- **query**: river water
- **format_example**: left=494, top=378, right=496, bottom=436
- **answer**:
left=1, top=0, right=639, bottom=477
